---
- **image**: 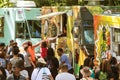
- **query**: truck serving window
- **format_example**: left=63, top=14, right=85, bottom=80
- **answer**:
left=15, top=20, right=41, bottom=39
left=0, top=17, right=4, bottom=37
left=84, top=28, right=94, bottom=44
left=28, top=20, right=41, bottom=38
left=112, top=28, right=120, bottom=42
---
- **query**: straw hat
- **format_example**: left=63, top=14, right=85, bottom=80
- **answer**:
left=38, top=58, right=46, bottom=64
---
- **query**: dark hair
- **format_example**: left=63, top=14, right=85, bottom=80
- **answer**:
left=0, top=43, right=5, bottom=47
left=83, top=57, right=91, bottom=67
left=0, top=66, right=6, bottom=79
left=10, top=40, right=14, bottom=43
left=109, top=57, right=117, bottom=65
left=0, top=49, right=5, bottom=58
left=100, top=60, right=112, bottom=72
left=15, top=60, right=24, bottom=69
left=27, top=41, right=32, bottom=46
left=12, top=46, right=20, bottom=55
left=89, top=57, right=94, bottom=69
left=41, top=41, right=47, bottom=48
left=24, top=46, right=28, bottom=51
left=57, top=48, right=63, bottom=52
left=47, top=47, right=55, bottom=57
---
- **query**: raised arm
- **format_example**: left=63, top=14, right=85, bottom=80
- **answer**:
left=33, top=40, right=45, bottom=48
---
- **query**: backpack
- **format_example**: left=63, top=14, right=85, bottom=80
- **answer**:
left=99, top=71, right=107, bottom=80
left=42, top=68, right=50, bottom=80
left=35, top=68, right=50, bottom=80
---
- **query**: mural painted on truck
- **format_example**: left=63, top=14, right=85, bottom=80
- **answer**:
left=94, top=15, right=120, bottom=59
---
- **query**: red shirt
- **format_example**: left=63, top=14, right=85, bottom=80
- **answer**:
left=41, top=48, right=47, bottom=58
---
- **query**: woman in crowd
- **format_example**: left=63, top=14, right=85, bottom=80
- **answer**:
left=40, top=41, right=48, bottom=59
left=46, top=47, right=59, bottom=79
left=7, top=61, right=26, bottom=80
left=109, top=57, right=119, bottom=80
left=79, top=57, right=95, bottom=79
left=0, top=66, right=7, bottom=80
left=22, top=45, right=33, bottom=80
left=80, top=66, right=94, bottom=80
left=95, top=59, right=114, bottom=80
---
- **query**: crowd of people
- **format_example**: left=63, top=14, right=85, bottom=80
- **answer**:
left=78, top=55, right=120, bottom=80
left=0, top=37, right=74, bottom=80
left=0, top=39, right=120, bottom=80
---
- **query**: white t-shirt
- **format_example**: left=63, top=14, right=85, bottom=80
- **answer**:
left=31, top=67, right=51, bottom=80
left=55, top=72, right=76, bottom=80
left=20, top=70, right=29, bottom=78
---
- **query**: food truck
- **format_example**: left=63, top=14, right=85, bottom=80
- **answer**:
left=0, top=8, right=41, bottom=52
left=2, top=6, right=120, bottom=75
left=39, top=6, right=103, bottom=75
left=94, top=14, right=120, bottom=59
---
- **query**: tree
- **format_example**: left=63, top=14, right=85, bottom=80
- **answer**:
left=0, top=0, right=15, bottom=8
left=0, top=0, right=120, bottom=8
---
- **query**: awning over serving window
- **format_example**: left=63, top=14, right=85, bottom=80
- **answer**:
left=36, top=11, right=67, bottom=19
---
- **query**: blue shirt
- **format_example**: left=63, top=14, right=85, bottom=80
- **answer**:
left=0, top=58, right=6, bottom=68
left=60, top=54, right=72, bottom=70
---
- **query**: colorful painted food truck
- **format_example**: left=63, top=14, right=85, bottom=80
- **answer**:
left=94, top=14, right=120, bottom=59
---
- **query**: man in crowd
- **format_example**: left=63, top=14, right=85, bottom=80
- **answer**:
left=57, top=48, right=73, bottom=74
left=55, top=64, right=76, bottom=80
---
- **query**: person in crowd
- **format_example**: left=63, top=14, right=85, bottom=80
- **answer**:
left=55, top=63, right=76, bottom=80
left=15, top=60, right=29, bottom=80
left=109, top=57, right=119, bottom=80
left=0, top=43, right=6, bottom=51
left=31, top=58, right=53, bottom=80
left=46, top=47, right=59, bottom=79
left=95, top=59, right=114, bottom=80
left=9, top=42, right=24, bottom=61
left=25, top=41, right=44, bottom=68
left=0, top=66, right=7, bottom=80
left=116, top=56, right=120, bottom=79
left=22, top=46, right=33, bottom=80
left=40, top=35, right=59, bottom=59
left=6, top=40, right=14, bottom=55
left=13, top=42, right=18, bottom=46
left=0, top=47, right=6, bottom=68
left=93, top=58, right=100, bottom=75
left=7, top=62, right=26, bottom=80
left=40, top=41, right=48, bottom=59
left=9, top=46, right=23, bottom=69
left=79, top=57, right=95, bottom=79
left=57, top=48, right=73, bottom=74
left=6, top=61, right=12, bottom=77
left=105, top=46, right=112, bottom=60
left=80, top=66, right=94, bottom=80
